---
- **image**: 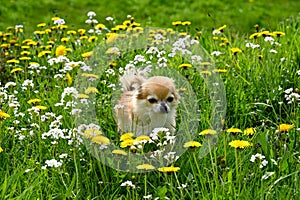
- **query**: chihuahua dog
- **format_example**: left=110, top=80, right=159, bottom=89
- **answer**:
left=115, top=68, right=180, bottom=135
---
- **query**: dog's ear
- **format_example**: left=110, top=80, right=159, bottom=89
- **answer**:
left=136, top=86, right=146, bottom=100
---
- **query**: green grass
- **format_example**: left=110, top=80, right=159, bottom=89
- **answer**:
left=1, top=0, right=300, bottom=33
left=0, top=1, right=300, bottom=200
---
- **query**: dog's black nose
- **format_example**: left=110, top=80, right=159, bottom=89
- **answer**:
left=160, top=103, right=169, bottom=113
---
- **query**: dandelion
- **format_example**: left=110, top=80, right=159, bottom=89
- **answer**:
left=85, top=87, right=99, bottom=94
left=34, top=105, right=47, bottom=110
left=112, top=149, right=128, bottom=156
left=81, top=51, right=93, bottom=58
left=172, top=21, right=182, bottom=26
left=120, top=139, right=134, bottom=148
left=230, top=47, right=242, bottom=55
left=7, top=59, right=20, bottom=64
left=56, top=45, right=67, bottom=57
left=199, top=129, right=217, bottom=135
left=184, top=141, right=202, bottom=148
left=0, top=111, right=10, bottom=119
left=136, top=164, right=155, bottom=170
left=92, top=135, right=110, bottom=145
left=226, top=128, right=242, bottom=133
left=278, top=124, right=294, bottom=132
left=214, top=69, right=227, bottom=73
left=272, top=31, right=285, bottom=37
left=158, top=166, right=180, bottom=173
left=77, top=94, right=89, bottom=99
left=243, top=128, right=256, bottom=136
left=120, top=132, right=134, bottom=141
left=27, top=98, right=41, bottom=104
left=65, top=73, right=72, bottom=85
left=0, top=147, right=3, bottom=153
left=182, top=21, right=191, bottom=26
left=229, top=140, right=253, bottom=149
left=11, top=68, right=23, bottom=73
left=178, top=63, right=192, bottom=69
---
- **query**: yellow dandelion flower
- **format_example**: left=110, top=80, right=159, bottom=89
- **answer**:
left=88, top=36, right=98, bottom=42
left=34, top=105, right=47, bottom=110
left=120, top=139, right=134, bottom=148
left=120, top=132, right=134, bottom=141
left=178, top=63, right=192, bottom=69
left=136, top=164, right=155, bottom=170
left=229, top=140, right=252, bottom=149
left=85, top=87, right=99, bottom=94
left=61, top=37, right=69, bottom=42
left=81, top=73, right=99, bottom=79
left=19, top=57, right=31, bottom=61
left=80, top=36, right=88, bottom=40
left=66, top=73, right=72, bottom=85
left=51, top=16, right=61, bottom=21
left=217, top=25, right=227, bottom=32
left=0, top=110, right=10, bottom=119
left=81, top=51, right=93, bottom=58
left=199, top=129, right=217, bottom=135
left=45, top=29, right=51, bottom=34
left=95, top=24, right=106, bottom=30
left=47, top=41, right=55, bottom=45
left=92, top=135, right=110, bottom=145
left=214, top=69, right=228, bottom=73
left=59, top=25, right=68, bottom=30
left=226, top=128, right=242, bottom=133
left=106, top=33, right=118, bottom=44
left=77, top=29, right=86, bottom=35
left=158, top=166, right=180, bottom=173
left=7, top=59, right=20, bottom=64
left=10, top=68, right=23, bottom=73
left=182, top=21, right=191, bottom=26
left=230, top=48, right=242, bottom=55
left=77, top=94, right=89, bottom=99
left=261, top=31, right=272, bottom=37
left=109, top=62, right=117, bottom=67
left=1, top=43, right=10, bottom=48
left=84, top=129, right=102, bottom=138
left=27, top=98, right=41, bottom=104
left=0, top=147, right=3, bottom=153
left=172, top=21, right=182, bottom=26
left=135, top=135, right=150, bottom=141
left=243, top=128, right=256, bottom=136
left=67, top=30, right=77, bottom=35
left=21, top=51, right=31, bottom=56
left=200, top=62, right=212, bottom=66
left=278, top=124, right=294, bottom=132
left=56, top=45, right=67, bottom=57
left=38, top=51, right=51, bottom=57
left=249, top=32, right=262, bottom=39
left=272, top=31, right=285, bottom=37
left=112, top=149, right=128, bottom=156
left=37, top=23, right=47, bottom=28
left=184, top=141, right=202, bottom=148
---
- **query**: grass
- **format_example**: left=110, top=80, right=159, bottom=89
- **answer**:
left=0, top=1, right=300, bottom=199
left=1, top=0, right=300, bottom=33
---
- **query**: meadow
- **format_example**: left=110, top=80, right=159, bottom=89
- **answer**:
left=0, top=1, right=300, bottom=200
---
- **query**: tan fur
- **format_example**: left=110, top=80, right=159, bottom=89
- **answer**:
left=115, top=70, right=180, bottom=135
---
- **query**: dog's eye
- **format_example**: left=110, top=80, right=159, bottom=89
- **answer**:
left=166, top=96, right=174, bottom=102
left=148, top=98, right=157, bottom=104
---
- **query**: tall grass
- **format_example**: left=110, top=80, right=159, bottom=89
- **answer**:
left=0, top=8, right=299, bottom=200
